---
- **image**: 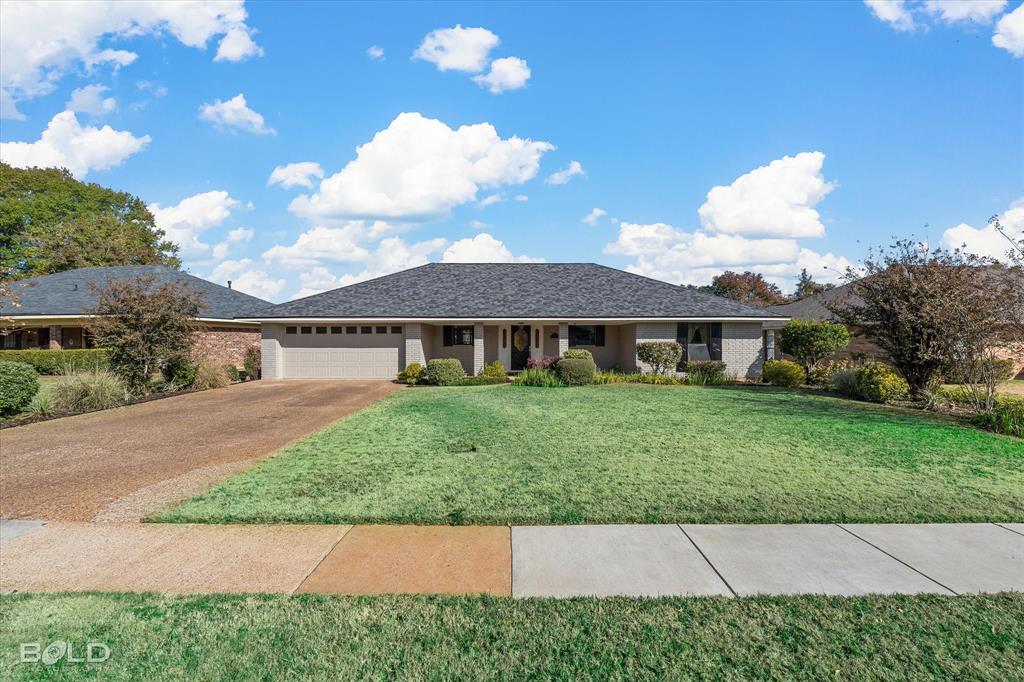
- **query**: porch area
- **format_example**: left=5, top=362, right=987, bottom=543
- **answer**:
left=404, top=321, right=776, bottom=379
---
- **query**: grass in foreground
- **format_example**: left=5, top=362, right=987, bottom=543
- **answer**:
left=2, top=593, right=1022, bottom=680
left=158, top=384, right=1024, bottom=525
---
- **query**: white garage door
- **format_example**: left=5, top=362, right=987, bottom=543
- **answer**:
left=281, top=328, right=401, bottom=379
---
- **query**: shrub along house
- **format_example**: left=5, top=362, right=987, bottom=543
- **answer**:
left=252, top=263, right=788, bottom=380
left=0, top=266, right=269, bottom=366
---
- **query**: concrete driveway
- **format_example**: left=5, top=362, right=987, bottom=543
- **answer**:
left=0, top=380, right=401, bottom=522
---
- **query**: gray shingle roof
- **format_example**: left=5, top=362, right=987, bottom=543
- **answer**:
left=263, top=263, right=785, bottom=319
left=769, top=284, right=857, bottom=321
left=0, top=266, right=271, bottom=318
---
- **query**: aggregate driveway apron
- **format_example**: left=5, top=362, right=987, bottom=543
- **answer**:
left=0, top=380, right=400, bottom=521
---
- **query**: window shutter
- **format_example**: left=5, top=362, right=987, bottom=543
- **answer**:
left=595, top=325, right=605, bottom=347
left=443, top=325, right=453, bottom=346
left=710, top=323, right=722, bottom=361
left=676, top=323, right=688, bottom=369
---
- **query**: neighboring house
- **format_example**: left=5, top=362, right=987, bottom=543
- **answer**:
left=252, top=263, right=788, bottom=380
left=770, top=279, right=1024, bottom=378
left=0, top=266, right=269, bottom=366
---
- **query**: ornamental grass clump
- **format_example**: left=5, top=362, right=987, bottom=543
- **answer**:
left=683, top=360, right=727, bottom=385
left=49, top=368, right=128, bottom=413
left=512, top=368, right=563, bottom=387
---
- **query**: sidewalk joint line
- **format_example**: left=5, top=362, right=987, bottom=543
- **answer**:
left=291, top=525, right=353, bottom=595
left=834, top=524, right=958, bottom=596
left=677, top=524, right=736, bottom=597
left=993, top=523, right=1024, bottom=538
left=507, top=525, right=513, bottom=597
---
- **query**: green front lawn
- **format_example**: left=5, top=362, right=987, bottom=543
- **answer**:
left=3, top=593, right=1021, bottom=680
left=158, top=384, right=1024, bottom=525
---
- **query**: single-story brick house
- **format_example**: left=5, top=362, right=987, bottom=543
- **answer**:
left=252, top=263, right=788, bottom=380
left=0, top=266, right=268, bottom=366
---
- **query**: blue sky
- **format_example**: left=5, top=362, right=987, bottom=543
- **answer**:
left=1, top=0, right=1021, bottom=302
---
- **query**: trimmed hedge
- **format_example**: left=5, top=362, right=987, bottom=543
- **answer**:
left=562, top=349, right=593, bottom=361
left=397, top=363, right=424, bottom=385
left=762, top=359, right=806, bottom=387
left=0, top=348, right=110, bottom=374
left=556, top=357, right=596, bottom=385
left=424, top=358, right=466, bottom=386
left=0, top=361, right=39, bottom=415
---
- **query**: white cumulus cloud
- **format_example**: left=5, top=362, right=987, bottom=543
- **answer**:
left=209, top=259, right=284, bottom=301
left=864, top=0, right=917, bottom=31
left=149, top=190, right=239, bottom=258
left=514, top=194, right=529, bottom=202
left=289, top=112, right=553, bottom=221
left=315, top=236, right=449, bottom=291
left=473, top=56, right=531, bottom=93
left=262, top=224, right=372, bottom=268
left=545, top=160, right=584, bottom=185
left=993, top=4, right=1024, bottom=56
left=413, top=25, right=499, bottom=72
left=582, top=208, right=607, bottom=225
left=199, top=93, right=275, bottom=135
left=442, top=233, right=541, bottom=263
left=940, top=197, right=1024, bottom=261
left=66, top=84, right=117, bottom=116
left=698, top=151, right=835, bottom=238
left=0, top=110, right=149, bottom=178
left=267, top=162, right=325, bottom=189
left=211, top=226, right=254, bottom=261
left=367, top=45, right=384, bottom=60
left=924, top=0, right=1007, bottom=23
left=0, top=0, right=261, bottom=118
left=215, top=26, right=263, bottom=62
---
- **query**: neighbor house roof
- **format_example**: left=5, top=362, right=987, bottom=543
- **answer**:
left=0, top=266, right=270, bottom=319
left=769, top=283, right=857, bottom=321
left=260, top=263, right=786, bottom=319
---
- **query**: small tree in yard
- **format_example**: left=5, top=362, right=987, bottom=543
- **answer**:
left=779, top=318, right=851, bottom=378
left=830, top=239, right=1024, bottom=405
left=637, top=341, right=683, bottom=375
left=87, top=275, right=203, bottom=393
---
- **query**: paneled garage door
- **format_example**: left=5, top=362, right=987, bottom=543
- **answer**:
left=283, top=347, right=399, bottom=378
left=281, top=329, right=401, bottom=379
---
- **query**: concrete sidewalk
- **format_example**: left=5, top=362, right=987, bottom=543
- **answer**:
left=1, top=520, right=1021, bottom=597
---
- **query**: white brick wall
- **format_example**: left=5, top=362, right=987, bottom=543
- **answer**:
left=634, top=322, right=676, bottom=372
left=405, top=323, right=425, bottom=367
left=722, top=322, right=764, bottom=379
left=558, top=323, right=569, bottom=356
left=261, top=324, right=283, bottom=379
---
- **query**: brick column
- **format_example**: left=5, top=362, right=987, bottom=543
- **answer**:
left=558, top=323, right=569, bottom=356
left=473, top=323, right=484, bottom=375
left=48, top=325, right=62, bottom=350
left=405, top=323, right=425, bottom=367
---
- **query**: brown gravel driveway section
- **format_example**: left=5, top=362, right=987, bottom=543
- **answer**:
left=0, top=380, right=400, bottom=522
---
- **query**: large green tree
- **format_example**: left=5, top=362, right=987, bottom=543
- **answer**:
left=0, top=164, right=180, bottom=280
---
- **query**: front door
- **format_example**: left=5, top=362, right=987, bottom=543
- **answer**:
left=511, top=325, right=531, bottom=370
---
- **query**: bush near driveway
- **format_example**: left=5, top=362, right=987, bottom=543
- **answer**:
left=48, top=368, right=128, bottom=413
left=0, top=348, right=110, bottom=374
left=424, top=358, right=465, bottom=386
left=161, top=384, right=1024, bottom=526
left=0, top=360, right=38, bottom=415
left=397, top=362, right=424, bottom=385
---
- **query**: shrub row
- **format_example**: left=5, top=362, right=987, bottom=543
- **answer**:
left=683, top=360, right=727, bottom=385
left=0, top=348, right=110, bottom=374
left=763, top=360, right=806, bottom=387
